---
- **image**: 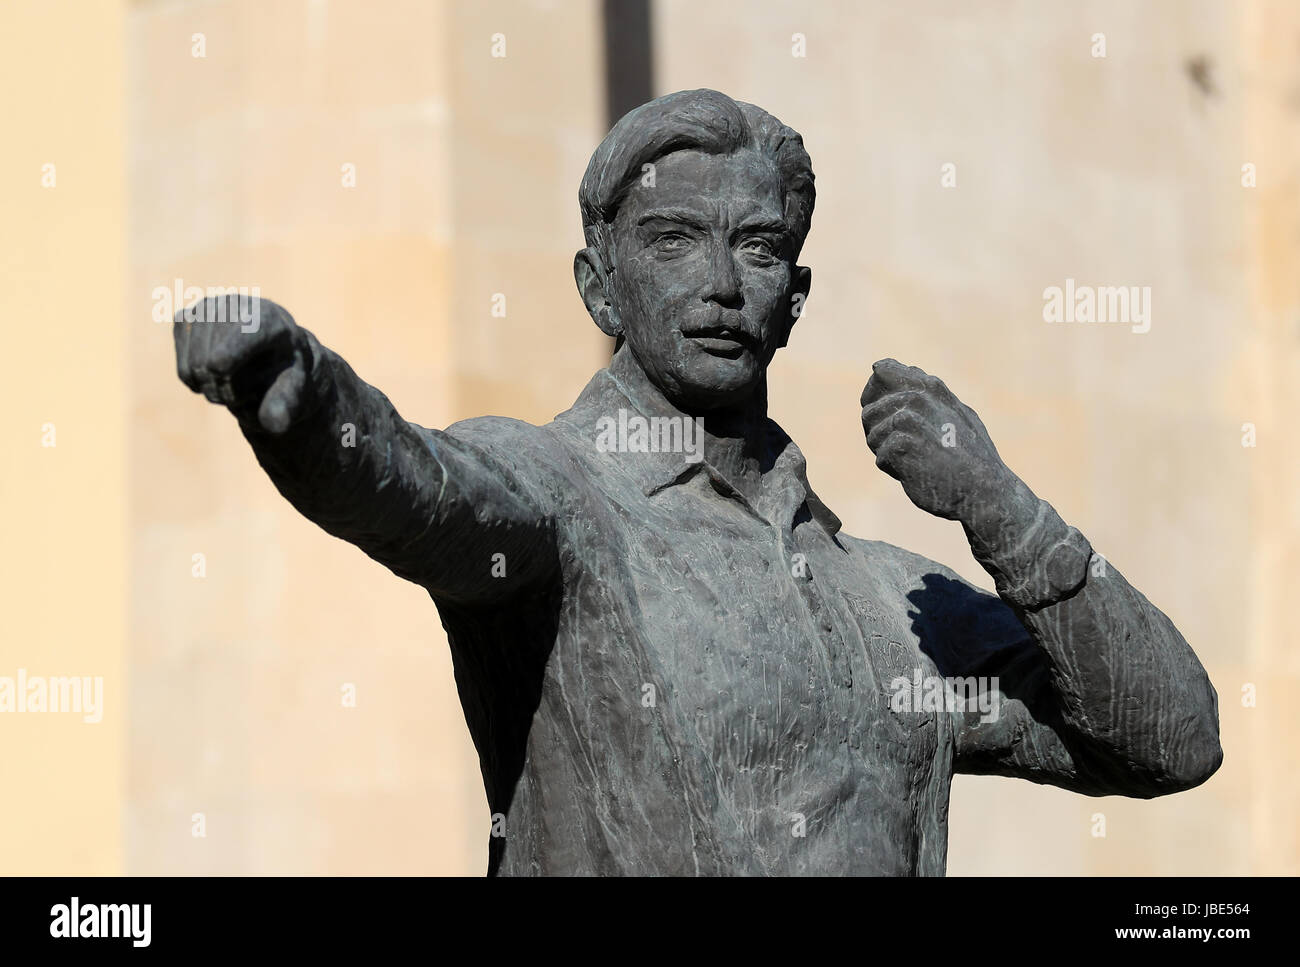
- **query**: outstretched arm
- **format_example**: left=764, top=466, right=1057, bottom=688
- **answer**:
left=173, top=294, right=557, bottom=602
left=861, top=358, right=1222, bottom=797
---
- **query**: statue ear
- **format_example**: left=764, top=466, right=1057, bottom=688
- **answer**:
left=778, top=264, right=812, bottom=349
left=574, top=247, right=621, bottom=338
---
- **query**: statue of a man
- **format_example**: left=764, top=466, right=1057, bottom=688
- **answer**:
left=173, top=89, right=1221, bottom=875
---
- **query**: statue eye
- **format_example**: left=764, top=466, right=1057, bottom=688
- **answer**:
left=652, top=232, right=691, bottom=254
left=739, top=237, right=778, bottom=262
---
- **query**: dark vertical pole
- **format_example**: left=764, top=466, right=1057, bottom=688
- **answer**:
left=600, top=0, right=654, bottom=356
left=602, top=0, right=654, bottom=128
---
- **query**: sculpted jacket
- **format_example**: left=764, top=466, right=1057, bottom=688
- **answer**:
left=235, top=329, right=1223, bottom=876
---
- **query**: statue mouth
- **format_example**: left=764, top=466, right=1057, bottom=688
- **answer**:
left=682, top=326, right=756, bottom=357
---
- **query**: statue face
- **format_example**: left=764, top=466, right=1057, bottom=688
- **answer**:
left=605, top=148, right=806, bottom=410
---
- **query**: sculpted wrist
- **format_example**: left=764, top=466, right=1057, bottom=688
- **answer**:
left=233, top=329, right=328, bottom=434
left=965, top=498, right=1093, bottom=611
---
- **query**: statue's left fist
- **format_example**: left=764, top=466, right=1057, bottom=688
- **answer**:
left=860, top=358, right=1010, bottom=522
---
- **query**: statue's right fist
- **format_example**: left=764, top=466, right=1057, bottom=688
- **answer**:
left=173, top=294, right=312, bottom=434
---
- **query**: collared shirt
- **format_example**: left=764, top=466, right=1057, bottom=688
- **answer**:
left=419, top=366, right=1030, bottom=876
left=242, top=340, right=1222, bottom=876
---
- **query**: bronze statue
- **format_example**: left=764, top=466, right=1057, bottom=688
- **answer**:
left=172, top=89, right=1222, bottom=875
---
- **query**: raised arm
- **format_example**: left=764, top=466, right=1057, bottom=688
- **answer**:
left=861, top=358, right=1222, bottom=797
left=173, top=294, right=558, bottom=602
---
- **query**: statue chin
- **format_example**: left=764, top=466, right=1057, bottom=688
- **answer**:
left=639, top=349, right=766, bottom=412
left=645, top=364, right=763, bottom=414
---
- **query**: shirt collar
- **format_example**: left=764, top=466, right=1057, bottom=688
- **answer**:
left=559, top=366, right=843, bottom=538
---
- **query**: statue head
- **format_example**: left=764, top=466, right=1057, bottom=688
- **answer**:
left=575, top=89, right=815, bottom=411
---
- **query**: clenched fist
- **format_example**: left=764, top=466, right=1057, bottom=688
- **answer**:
left=173, top=294, right=313, bottom=433
left=861, top=358, right=1019, bottom=524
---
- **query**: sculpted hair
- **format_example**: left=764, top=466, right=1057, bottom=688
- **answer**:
left=579, top=88, right=816, bottom=262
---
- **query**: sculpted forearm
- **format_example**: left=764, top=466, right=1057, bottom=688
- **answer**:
left=1007, top=554, right=1222, bottom=795
left=862, top=358, right=1222, bottom=795
left=234, top=331, right=448, bottom=586
left=173, top=294, right=447, bottom=584
left=957, top=479, right=1221, bottom=794
left=958, top=481, right=1221, bottom=795
left=956, top=480, right=1222, bottom=794
left=173, top=294, right=554, bottom=597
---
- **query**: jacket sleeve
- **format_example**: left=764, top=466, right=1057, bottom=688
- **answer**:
left=235, top=328, right=560, bottom=604
left=898, top=521, right=1222, bottom=798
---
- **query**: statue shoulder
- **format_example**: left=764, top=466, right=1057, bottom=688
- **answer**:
left=838, top=534, right=975, bottom=592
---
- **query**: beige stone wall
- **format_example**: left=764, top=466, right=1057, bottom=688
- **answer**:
left=120, top=0, right=602, bottom=874
left=651, top=0, right=1298, bottom=875
left=4, top=0, right=1294, bottom=875
left=0, top=0, right=127, bottom=875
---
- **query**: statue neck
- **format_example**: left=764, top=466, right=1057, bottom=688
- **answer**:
left=609, top=345, right=770, bottom=496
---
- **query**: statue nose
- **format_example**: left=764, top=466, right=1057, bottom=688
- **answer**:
left=701, top=242, right=742, bottom=307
